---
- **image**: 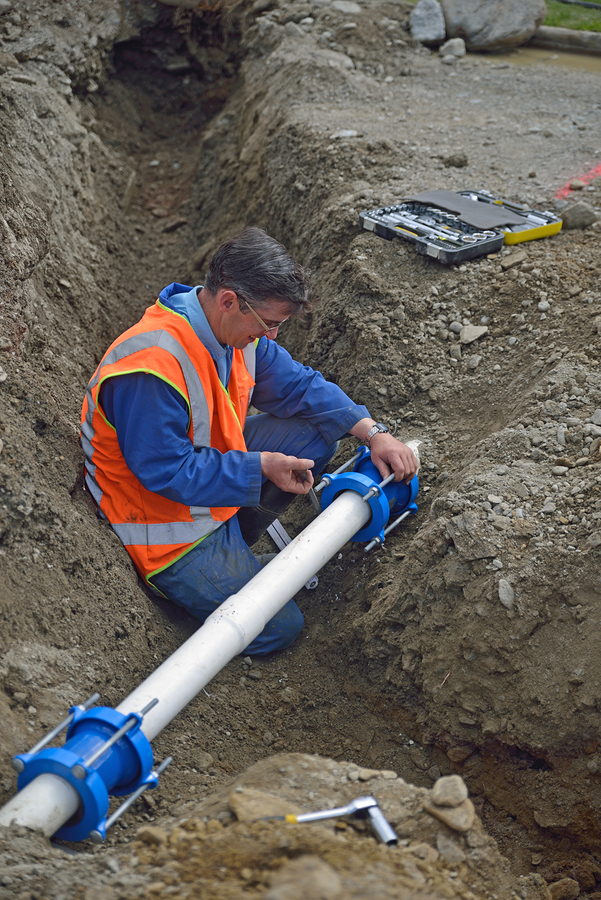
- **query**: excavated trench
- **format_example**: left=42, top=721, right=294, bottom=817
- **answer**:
left=2, top=0, right=601, bottom=895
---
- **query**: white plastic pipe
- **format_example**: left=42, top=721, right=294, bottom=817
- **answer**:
left=0, top=489, right=372, bottom=836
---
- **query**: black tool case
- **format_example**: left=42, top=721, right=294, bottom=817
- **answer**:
left=359, top=201, right=505, bottom=265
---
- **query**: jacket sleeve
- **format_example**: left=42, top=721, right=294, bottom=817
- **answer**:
left=99, top=373, right=263, bottom=508
left=251, top=337, right=370, bottom=445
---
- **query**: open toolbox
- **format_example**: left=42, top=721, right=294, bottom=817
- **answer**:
left=359, top=189, right=563, bottom=264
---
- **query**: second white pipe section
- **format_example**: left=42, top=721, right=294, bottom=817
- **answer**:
left=0, top=488, right=371, bottom=835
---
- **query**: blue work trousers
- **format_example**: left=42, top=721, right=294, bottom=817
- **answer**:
left=152, top=414, right=338, bottom=655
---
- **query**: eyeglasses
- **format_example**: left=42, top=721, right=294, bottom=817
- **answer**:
left=240, top=295, right=289, bottom=336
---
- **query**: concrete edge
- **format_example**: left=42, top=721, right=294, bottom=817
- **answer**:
left=527, top=24, right=601, bottom=55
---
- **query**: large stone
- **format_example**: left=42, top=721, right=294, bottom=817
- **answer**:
left=424, top=797, right=476, bottom=832
left=229, top=787, right=302, bottom=822
left=560, top=201, right=599, bottom=230
left=409, top=0, right=446, bottom=45
left=440, top=0, right=547, bottom=51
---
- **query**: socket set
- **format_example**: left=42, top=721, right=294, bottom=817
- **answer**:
left=359, top=202, right=505, bottom=265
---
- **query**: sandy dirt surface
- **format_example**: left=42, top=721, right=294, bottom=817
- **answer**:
left=0, top=0, right=601, bottom=896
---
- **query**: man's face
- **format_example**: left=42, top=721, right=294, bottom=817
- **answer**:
left=225, top=297, right=293, bottom=349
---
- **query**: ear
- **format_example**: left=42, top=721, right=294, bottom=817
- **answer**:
left=217, top=288, right=238, bottom=312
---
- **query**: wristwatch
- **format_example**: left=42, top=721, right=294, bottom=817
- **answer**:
left=365, top=423, right=389, bottom=442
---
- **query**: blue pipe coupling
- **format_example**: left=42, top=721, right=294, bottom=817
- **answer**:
left=13, top=701, right=158, bottom=842
left=320, top=446, right=418, bottom=544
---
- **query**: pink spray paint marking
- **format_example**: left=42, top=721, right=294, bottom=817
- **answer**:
left=555, top=161, right=601, bottom=199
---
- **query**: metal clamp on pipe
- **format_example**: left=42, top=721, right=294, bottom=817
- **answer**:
left=11, top=696, right=163, bottom=842
left=320, top=447, right=418, bottom=545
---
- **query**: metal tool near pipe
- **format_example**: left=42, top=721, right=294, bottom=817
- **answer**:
left=0, top=443, right=420, bottom=842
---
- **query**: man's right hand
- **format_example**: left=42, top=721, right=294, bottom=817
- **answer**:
left=260, top=452, right=315, bottom=494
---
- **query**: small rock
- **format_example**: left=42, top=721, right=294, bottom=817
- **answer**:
left=498, top=579, right=515, bottom=610
left=284, top=20, right=306, bottom=37
left=548, top=878, right=580, bottom=900
left=195, top=750, right=215, bottom=771
left=585, top=532, right=601, bottom=550
left=330, top=129, right=358, bottom=139
left=449, top=321, right=463, bottom=334
left=380, top=769, right=397, bottom=779
left=424, top=797, right=475, bottom=832
left=436, top=833, right=466, bottom=864
left=439, top=37, right=466, bottom=57
left=442, top=151, right=468, bottom=168
left=500, top=249, right=527, bottom=270
left=538, top=301, right=550, bottom=312
left=266, top=855, right=341, bottom=900
left=441, top=54, right=456, bottom=64
left=136, top=825, right=168, bottom=845
left=552, top=466, right=569, bottom=476
left=409, top=0, right=445, bottom=45
left=460, top=324, right=488, bottom=344
left=162, top=216, right=188, bottom=233
left=591, top=409, right=601, bottom=427
left=450, top=345, right=462, bottom=360
left=411, top=841, right=439, bottom=862
left=468, top=354, right=481, bottom=369
left=331, top=0, right=361, bottom=11
left=569, top=179, right=587, bottom=191
left=0, top=1, right=13, bottom=13
left=0, top=50, right=19, bottom=74
left=488, top=494, right=502, bottom=504
left=431, top=774, right=468, bottom=807
left=587, top=758, right=600, bottom=774
left=0, top=365, right=7, bottom=383
left=358, top=767, right=379, bottom=781
left=561, top=201, right=599, bottom=230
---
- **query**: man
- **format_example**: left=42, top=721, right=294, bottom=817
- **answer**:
left=81, top=228, right=417, bottom=655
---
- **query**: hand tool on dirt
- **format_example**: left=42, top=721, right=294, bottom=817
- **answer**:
left=260, top=795, right=398, bottom=846
left=267, top=519, right=318, bottom=589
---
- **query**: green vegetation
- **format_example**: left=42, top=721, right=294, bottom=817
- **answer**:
left=543, top=0, right=601, bottom=31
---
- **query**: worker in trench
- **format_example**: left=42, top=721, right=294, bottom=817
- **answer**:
left=81, top=227, right=418, bottom=654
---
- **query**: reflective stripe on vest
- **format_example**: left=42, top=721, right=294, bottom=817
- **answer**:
left=243, top=342, right=256, bottom=404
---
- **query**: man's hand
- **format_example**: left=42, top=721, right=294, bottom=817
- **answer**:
left=350, top=418, right=418, bottom=483
left=368, top=432, right=418, bottom=483
left=260, top=452, right=315, bottom=494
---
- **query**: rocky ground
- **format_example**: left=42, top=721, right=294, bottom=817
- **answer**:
left=1, top=0, right=601, bottom=896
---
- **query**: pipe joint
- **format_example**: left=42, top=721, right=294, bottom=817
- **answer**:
left=320, top=447, right=419, bottom=544
left=12, top=704, right=157, bottom=842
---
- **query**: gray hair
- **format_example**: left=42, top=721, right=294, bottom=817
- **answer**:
left=205, top=227, right=312, bottom=315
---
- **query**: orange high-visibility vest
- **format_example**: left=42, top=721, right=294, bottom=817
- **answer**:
left=81, top=299, right=256, bottom=584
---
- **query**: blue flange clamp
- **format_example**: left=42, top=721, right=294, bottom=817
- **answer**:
left=320, top=447, right=419, bottom=544
left=14, top=705, right=156, bottom=842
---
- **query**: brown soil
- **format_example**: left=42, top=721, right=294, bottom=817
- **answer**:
left=1, top=0, right=601, bottom=897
